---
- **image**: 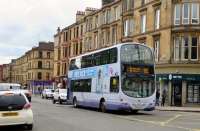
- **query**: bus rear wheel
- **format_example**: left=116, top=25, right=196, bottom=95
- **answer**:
left=73, top=97, right=78, bottom=108
left=131, top=110, right=138, bottom=114
left=100, top=101, right=106, bottom=113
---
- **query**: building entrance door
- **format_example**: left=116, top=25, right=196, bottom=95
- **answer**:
left=172, top=82, right=182, bottom=106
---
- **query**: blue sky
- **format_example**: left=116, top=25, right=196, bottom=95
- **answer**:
left=0, top=0, right=101, bottom=64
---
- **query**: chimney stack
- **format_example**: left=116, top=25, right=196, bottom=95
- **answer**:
left=76, top=11, right=85, bottom=21
left=85, top=7, right=98, bottom=15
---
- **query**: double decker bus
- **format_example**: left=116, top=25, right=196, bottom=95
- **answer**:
left=68, top=43, right=156, bottom=112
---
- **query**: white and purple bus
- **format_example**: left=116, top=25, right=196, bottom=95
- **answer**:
left=68, top=43, right=156, bottom=112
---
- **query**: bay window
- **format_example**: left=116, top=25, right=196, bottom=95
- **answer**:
left=191, top=37, right=198, bottom=60
left=182, top=36, right=189, bottom=60
left=174, top=37, right=181, bottom=61
left=174, top=36, right=199, bottom=61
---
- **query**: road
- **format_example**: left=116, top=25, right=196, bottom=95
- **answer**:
left=1, top=96, right=200, bottom=131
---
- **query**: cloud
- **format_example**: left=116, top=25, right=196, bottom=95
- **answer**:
left=0, top=0, right=101, bottom=64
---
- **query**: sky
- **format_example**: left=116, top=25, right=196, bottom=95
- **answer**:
left=0, top=0, right=101, bottom=64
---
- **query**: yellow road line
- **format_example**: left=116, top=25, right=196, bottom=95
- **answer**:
left=115, top=114, right=198, bottom=131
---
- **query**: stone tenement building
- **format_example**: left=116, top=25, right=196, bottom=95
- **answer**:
left=0, top=65, right=3, bottom=82
left=2, top=63, right=13, bottom=83
left=54, top=0, right=200, bottom=106
left=11, top=42, right=54, bottom=92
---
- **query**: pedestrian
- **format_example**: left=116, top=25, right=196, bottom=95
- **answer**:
left=156, top=90, right=160, bottom=106
left=161, top=89, right=167, bottom=106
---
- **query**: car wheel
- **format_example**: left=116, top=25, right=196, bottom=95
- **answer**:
left=59, top=98, right=62, bottom=104
left=73, top=97, right=78, bottom=108
left=100, top=101, right=106, bottom=113
left=26, top=124, right=33, bottom=130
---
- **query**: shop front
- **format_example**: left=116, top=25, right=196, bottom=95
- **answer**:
left=157, top=74, right=200, bottom=107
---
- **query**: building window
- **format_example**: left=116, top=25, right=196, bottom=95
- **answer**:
left=174, top=4, right=181, bottom=25
left=46, top=73, right=50, bottom=80
left=182, top=36, right=189, bottom=60
left=94, top=33, right=98, bottom=49
left=141, top=14, right=146, bottom=33
left=80, top=42, right=82, bottom=54
left=112, top=26, right=117, bottom=45
left=191, top=3, right=199, bottom=24
left=174, top=36, right=198, bottom=61
left=38, top=61, right=42, bottom=69
left=154, top=38, right=160, bottom=62
left=182, top=3, right=190, bottom=24
left=141, top=0, right=148, bottom=6
left=123, top=0, right=134, bottom=12
left=47, top=52, right=50, bottom=58
left=124, top=19, right=134, bottom=37
left=37, top=72, right=42, bottom=80
left=106, top=9, right=111, bottom=24
left=106, top=30, right=110, bottom=45
left=95, top=15, right=99, bottom=28
left=46, top=61, right=50, bottom=69
left=39, top=51, right=43, bottom=58
left=191, top=37, right=198, bottom=60
left=155, top=8, right=160, bottom=30
left=187, top=84, right=200, bottom=103
left=174, top=37, right=181, bottom=61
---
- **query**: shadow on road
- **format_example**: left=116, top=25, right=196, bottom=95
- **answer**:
left=0, top=125, right=30, bottom=131
left=71, top=106, right=154, bottom=116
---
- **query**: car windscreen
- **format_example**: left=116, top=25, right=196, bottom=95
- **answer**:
left=0, top=94, right=26, bottom=111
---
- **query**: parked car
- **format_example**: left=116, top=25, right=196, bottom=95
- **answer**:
left=52, top=89, right=67, bottom=104
left=0, top=90, right=34, bottom=130
left=0, top=83, right=21, bottom=91
left=20, top=89, right=32, bottom=102
left=41, top=89, right=54, bottom=99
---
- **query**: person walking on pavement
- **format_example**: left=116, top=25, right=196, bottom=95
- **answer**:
left=161, top=89, right=167, bottom=106
left=156, top=89, right=160, bottom=106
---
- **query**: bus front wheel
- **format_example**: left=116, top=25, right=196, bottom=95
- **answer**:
left=73, top=97, right=78, bottom=108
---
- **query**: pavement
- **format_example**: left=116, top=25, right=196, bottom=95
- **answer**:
left=156, top=106, right=200, bottom=113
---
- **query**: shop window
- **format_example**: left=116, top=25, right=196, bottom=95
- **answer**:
left=187, top=84, right=200, bottom=103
